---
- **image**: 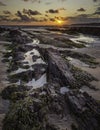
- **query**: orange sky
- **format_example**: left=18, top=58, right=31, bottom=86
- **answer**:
left=0, top=0, right=100, bottom=25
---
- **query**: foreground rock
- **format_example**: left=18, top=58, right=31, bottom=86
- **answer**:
left=1, top=28, right=100, bottom=130
left=3, top=85, right=100, bottom=130
left=66, top=91, right=100, bottom=130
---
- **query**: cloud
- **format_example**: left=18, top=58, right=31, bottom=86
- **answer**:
left=3, top=10, right=11, bottom=15
left=45, top=2, right=52, bottom=5
left=94, top=6, right=100, bottom=15
left=49, top=18, right=55, bottom=22
left=0, top=1, right=6, bottom=6
left=16, top=11, right=32, bottom=21
left=22, top=0, right=41, bottom=3
left=0, top=15, right=10, bottom=21
left=65, top=13, right=100, bottom=24
left=22, top=0, right=67, bottom=3
left=77, top=8, right=86, bottom=12
left=93, top=0, right=98, bottom=2
left=45, top=14, right=49, bottom=17
left=0, top=9, right=49, bottom=23
left=14, top=10, right=44, bottom=22
left=46, top=8, right=66, bottom=14
left=58, top=0, right=67, bottom=2
left=59, top=8, right=66, bottom=11
left=46, top=9, right=59, bottom=14
left=23, top=9, right=41, bottom=15
left=94, top=12, right=100, bottom=15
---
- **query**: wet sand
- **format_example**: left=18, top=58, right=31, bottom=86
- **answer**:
left=74, top=46, right=100, bottom=100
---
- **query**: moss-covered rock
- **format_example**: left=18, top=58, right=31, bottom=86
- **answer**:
left=60, top=50, right=99, bottom=66
left=70, top=65, right=97, bottom=87
left=3, top=97, right=47, bottom=130
left=1, top=85, right=29, bottom=101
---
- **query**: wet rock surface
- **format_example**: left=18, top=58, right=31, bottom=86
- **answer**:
left=0, top=27, right=100, bottom=130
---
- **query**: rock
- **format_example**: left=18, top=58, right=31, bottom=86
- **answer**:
left=1, top=28, right=100, bottom=130
left=39, top=48, right=78, bottom=88
left=1, top=85, right=29, bottom=101
left=2, top=97, right=47, bottom=130
left=32, top=55, right=40, bottom=62
left=65, top=90, right=100, bottom=130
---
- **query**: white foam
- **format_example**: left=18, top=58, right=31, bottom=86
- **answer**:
left=0, top=41, right=11, bottom=44
left=7, top=50, right=12, bottom=53
left=8, top=56, right=12, bottom=60
left=26, top=73, right=47, bottom=89
left=66, top=57, right=89, bottom=67
left=23, top=49, right=45, bottom=66
left=32, top=39, right=39, bottom=44
left=70, top=34, right=95, bottom=44
left=27, top=39, right=40, bottom=46
left=60, top=87, right=69, bottom=94
left=33, top=58, right=46, bottom=65
left=15, top=80, right=21, bottom=86
left=11, top=68, right=28, bottom=75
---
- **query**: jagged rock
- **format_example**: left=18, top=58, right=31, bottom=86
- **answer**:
left=1, top=85, right=29, bottom=101
left=1, top=28, right=100, bottom=130
left=65, top=90, right=100, bottom=130
left=39, top=48, right=79, bottom=88
left=32, top=55, right=40, bottom=62
left=2, top=97, right=47, bottom=130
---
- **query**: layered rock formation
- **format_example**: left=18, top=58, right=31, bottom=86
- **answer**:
left=0, top=27, right=100, bottom=130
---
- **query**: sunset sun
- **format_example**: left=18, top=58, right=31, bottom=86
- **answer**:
left=56, top=20, right=63, bottom=25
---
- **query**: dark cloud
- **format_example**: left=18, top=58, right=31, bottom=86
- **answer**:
left=0, top=9, right=49, bottom=23
left=0, top=15, right=39, bottom=23
left=46, top=8, right=65, bottom=14
left=55, top=16, right=61, bottom=20
left=3, top=10, right=11, bottom=15
left=16, top=11, right=32, bottom=21
left=93, top=0, right=98, bottom=2
left=46, top=9, right=59, bottom=14
left=22, top=0, right=67, bottom=3
left=0, top=15, right=9, bottom=19
left=0, top=1, right=6, bottom=6
left=45, top=14, right=49, bottom=17
left=39, top=18, right=48, bottom=22
left=59, top=8, right=66, bottom=11
left=22, top=0, right=41, bottom=3
left=14, top=10, right=44, bottom=22
left=94, top=12, right=100, bottom=14
left=0, top=15, right=10, bottom=21
left=23, top=9, right=41, bottom=15
left=96, top=6, right=100, bottom=11
left=65, top=13, right=100, bottom=24
left=49, top=18, right=55, bottom=22
left=77, top=8, right=86, bottom=12
left=94, top=6, right=100, bottom=15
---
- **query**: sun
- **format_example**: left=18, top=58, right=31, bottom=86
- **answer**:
left=56, top=20, right=63, bottom=25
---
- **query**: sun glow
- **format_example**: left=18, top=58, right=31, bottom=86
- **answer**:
left=56, top=20, right=63, bottom=25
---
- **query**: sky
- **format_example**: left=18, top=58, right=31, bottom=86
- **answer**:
left=0, top=0, right=100, bottom=25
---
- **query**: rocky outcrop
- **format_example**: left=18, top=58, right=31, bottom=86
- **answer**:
left=39, top=48, right=96, bottom=89
left=1, top=28, right=100, bottom=130
left=67, top=27, right=100, bottom=36
left=9, top=29, right=32, bottom=43
left=65, top=91, right=100, bottom=130
left=46, top=49, right=77, bottom=88
left=47, top=27, right=100, bottom=36
left=3, top=83, right=100, bottom=130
